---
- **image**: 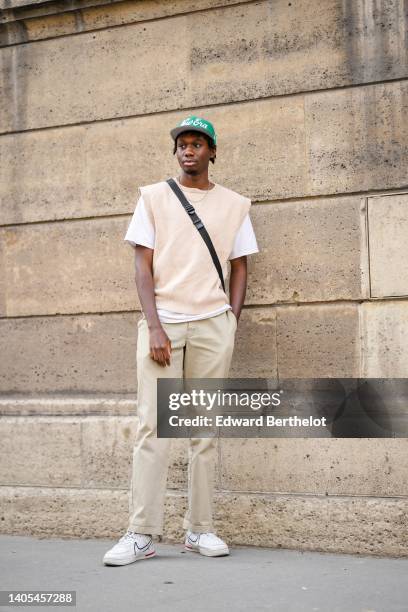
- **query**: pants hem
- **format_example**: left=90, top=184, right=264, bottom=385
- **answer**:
left=128, top=524, right=163, bottom=536
left=183, top=522, right=214, bottom=533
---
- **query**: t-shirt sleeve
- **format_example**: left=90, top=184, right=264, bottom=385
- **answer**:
left=229, top=213, right=259, bottom=260
left=124, top=195, right=155, bottom=249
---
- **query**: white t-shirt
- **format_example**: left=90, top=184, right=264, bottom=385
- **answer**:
left=124, top=183, right=259, bottom=323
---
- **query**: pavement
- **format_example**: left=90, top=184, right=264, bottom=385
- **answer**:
left=0, top=535, right=407, bottom=612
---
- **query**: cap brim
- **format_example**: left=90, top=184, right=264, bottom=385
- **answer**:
left=170, top=125, right=215, bottom=145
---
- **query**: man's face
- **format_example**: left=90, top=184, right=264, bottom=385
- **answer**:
left=175, top=131, right=215, bottom=175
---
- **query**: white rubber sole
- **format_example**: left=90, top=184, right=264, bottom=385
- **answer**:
left=103, top=549, right=156, bottom=566
left=185, top=544, right=229, bottom=557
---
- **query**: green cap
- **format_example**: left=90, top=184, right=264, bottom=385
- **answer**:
left=170, top=115, right=217, bottom=146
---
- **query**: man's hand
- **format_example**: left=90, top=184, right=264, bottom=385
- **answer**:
left=149, top=326, right=171, bottom=367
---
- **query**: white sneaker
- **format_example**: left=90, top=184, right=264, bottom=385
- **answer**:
left=103, top=531, right=156, bottom=566
left=185, top=530, right=229, bottom=557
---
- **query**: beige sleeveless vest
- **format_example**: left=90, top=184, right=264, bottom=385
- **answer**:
left=139, top=180, right=251, bottom=314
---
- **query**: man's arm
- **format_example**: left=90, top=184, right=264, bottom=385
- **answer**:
left=134, top=245, right=171, bottom=367
left=229, top=256, right=247, bottom=322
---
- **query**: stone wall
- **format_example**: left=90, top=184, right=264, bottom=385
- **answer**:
left=0, top=0, right=407, bottom=556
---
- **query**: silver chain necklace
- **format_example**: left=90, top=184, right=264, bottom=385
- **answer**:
left=176, top=177, right=213, bottom=204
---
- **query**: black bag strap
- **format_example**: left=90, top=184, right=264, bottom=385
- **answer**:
left=166, top=178, right=226, bottom=293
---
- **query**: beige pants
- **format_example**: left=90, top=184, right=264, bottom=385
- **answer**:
left=128, top=309, right=237, bottom=535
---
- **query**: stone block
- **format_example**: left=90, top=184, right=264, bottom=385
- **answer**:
left=368, top=193, right=408, bottom=298
left=361, top=301, right=408, bottom=377
left=306, top=81, right=408, bottom=195
left=1, top=486, right=406, bottom=556
left=0, top=412, right=190, bottom=490
left=276, top=303, right=360, bottom=377
left=0, top=486, right=129, bottom=539
left=220, top=438, right=408, bottom=496
left=0, top=485, right=187, bottom=541
left=248, top=197, right=369, bottom=304
left=0, top=418, right=81, bottom=486
left=0, top=312, right=141, bottom=393
left=0, top=217, right=140, bottom=316
left=214, top=491, right=408, bottom=557
left=229, top=307, right=277, bottom=378
left=0, top=1, right=245, bottom=45
left=2, top=1, right=407, bottom=131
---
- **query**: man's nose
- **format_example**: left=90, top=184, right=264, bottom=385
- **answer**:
left=184, top=145, right=195, bottom=156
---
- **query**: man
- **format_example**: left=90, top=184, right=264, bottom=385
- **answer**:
left=103, top=116, right=259, bottom=565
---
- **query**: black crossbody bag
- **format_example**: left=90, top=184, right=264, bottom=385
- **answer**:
left=166, top=178, right=226, bottom=293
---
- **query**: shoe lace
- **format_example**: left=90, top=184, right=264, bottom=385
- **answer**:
left=120, top=530, right=142, bottom=543
left=121, top=530, right=151, bottom=542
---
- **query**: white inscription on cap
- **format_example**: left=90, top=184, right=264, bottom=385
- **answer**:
left=181, top=118, right=208, bottom=130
